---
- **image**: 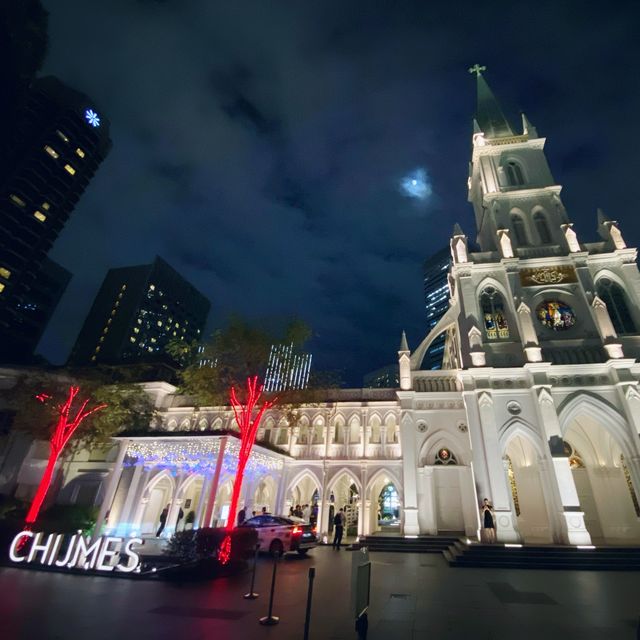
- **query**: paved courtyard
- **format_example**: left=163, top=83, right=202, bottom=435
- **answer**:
left=1, top=547, right=638, bottom=639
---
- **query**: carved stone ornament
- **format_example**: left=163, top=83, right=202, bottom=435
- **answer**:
left=507, top=401, right=522, bottom=415
left=457, top=422, right=468, bottom=433
left=519, top=266, right=578, bottom=287
left=417, top=421, right=428, bottom=433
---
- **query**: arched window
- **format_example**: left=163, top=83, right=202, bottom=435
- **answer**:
left=506, top=161, right=525, bottom=186
left=434, top=448, right=457, bottom=465
left=480, top=286, right=510, bottom=340
left=597, top=277, right=637, bottom=335
left=510, top=214, right=528, bottom=246
left=533, top=211, right=552, bottom=244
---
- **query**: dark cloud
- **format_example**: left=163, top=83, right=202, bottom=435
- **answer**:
left=38, top=0, right=640, bottom=384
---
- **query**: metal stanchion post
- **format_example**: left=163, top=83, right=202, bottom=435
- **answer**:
left=258, top=554, right=280, bottom=625
left=243, top=543, right=260, bottom=599
left=303, top=567, right=316, bottom=640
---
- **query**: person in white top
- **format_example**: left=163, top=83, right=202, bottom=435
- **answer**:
left=302, top=504, right=311, bottom=522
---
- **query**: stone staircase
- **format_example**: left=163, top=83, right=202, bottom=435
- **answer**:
left=444, top=540, right=640, bottom=571
left=359, top=534, right=461, bottom=553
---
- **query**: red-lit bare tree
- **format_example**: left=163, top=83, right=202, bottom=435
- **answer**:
left=25, top=386, right=106, bottom=525
left=226, top=376, right=277, bottom=531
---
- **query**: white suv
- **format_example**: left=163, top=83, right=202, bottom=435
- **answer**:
left=239, top=515, right=318, bottom=556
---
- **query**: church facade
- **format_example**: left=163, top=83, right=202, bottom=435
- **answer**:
left=9, top=71, right=640, bottom=547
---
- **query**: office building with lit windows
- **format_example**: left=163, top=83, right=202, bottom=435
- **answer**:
left=0, top=76, right=111, bottom=361
left=422, top=246, right=452, bottom=369
left=69, top=256, right=210, bottom=366
left=263, top=343, right=312, bottom=392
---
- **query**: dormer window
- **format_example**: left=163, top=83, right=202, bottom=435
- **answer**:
left=506, top=160, right=525, bottom=186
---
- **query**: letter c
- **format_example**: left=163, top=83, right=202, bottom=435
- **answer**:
left=9, top=531, right=34, bottom=563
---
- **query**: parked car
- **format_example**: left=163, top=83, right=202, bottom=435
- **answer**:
left=239, top=515, right=317, bottom=556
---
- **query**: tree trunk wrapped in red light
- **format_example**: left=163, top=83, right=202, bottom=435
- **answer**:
left=226, top=376, right=276, bottom=532
left=25, top=386, right=106, bottom=525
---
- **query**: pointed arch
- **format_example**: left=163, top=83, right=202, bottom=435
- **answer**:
left=286, top=468, right=322, bottom=499
left=418, top=428, right=468, bottom=466
left=477, top=277, right=512, bottom=341
left=326, top=467, right=363, bottom=495
left=142, top=469, right=176, bottom=500
left=533, top=209, right=552, bottom=244
left=594, top=273, right=637, bottom=335
left=365, top=467, right=403, bottom=501
left=498, top=416, right=547, bottom=458
left=557, top=391, right=638, bottom=459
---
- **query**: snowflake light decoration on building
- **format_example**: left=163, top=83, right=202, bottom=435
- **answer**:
left=84, top=109, right=100, bottom=128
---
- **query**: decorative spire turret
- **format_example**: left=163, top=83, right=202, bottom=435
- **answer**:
left=398, top=330, right=411, bottom=390
left=521, top=112, right=538, bottom=138
left=469, top=64, right=514, bottom=139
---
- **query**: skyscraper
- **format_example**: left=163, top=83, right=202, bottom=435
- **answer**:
left=422, top=246, right=452, bottom=369
left=69, top=256, right=210, bottom=366
left=264, top=343, right=312, bottom=393
left=13, top=257, right=72, bottom=360
left=0, top=76, right=111, bottom=361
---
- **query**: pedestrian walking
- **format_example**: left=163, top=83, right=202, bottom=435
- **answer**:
left=481, top=498, right=496, bottom=543
left=156, top=504, right=169, bottom=537
left=332, top=508, right=345, bottom=550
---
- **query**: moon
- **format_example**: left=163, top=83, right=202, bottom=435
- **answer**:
left=399, top=168, right=432, bottom=201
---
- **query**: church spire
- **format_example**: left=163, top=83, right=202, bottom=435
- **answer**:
left=469, top=64, right=514, bottom=139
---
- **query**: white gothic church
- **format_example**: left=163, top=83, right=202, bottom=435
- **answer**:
left=6, top=71, right=640, bottom=547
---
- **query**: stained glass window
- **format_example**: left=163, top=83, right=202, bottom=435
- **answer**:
left=434, top=448, right=457, bottom=465
left=481, top=287, right=510, bottom=340
left=597, top=278, right=636, bottom=335
left=505, top=456, right=521, bottom=516
left=536, top=300, right=576, bottom=331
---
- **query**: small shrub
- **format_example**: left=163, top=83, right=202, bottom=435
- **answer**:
left=38, top=504, right=97, bottom=534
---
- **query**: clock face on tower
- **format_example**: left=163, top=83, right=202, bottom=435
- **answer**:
left=537, top=300, right=576, bottom=331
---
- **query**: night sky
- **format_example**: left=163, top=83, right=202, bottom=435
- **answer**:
left=38, top=1, right=640, bottom=385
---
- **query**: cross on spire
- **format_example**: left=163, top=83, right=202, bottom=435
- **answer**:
left=468, top=64, right=486, bottom=77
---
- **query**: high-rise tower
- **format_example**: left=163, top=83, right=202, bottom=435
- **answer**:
left=69, top=256, right=210, bottom=366
left=0, top=76, right=111, bottom=361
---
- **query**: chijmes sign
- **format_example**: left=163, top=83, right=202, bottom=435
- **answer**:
left=9, top=531, right=143, bottom=573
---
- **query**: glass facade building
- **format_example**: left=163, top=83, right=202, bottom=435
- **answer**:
left=422, top=247, right=452, bottom=370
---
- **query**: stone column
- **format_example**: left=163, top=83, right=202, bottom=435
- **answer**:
left=534, top=387, right=591, bottom=544
left=475, top=391, right=520, bottom=542
left=116, top=464, right=144, bottom=536
left=419, top=467, right=437, bottom=535
left=399, top=409, right=420, bottom=535
left=193, top=473, right=210, bottom=528
left=203, top=437, right=227, bottom=528
left=358, top=465, right=368, bottom=537
left=459, top=466, right=481, bottom=537
left=93, top=440, right=128, bottom=538
left=128, top=468, right=151, bottom=535
left=165, top=471, right=186, bottom=535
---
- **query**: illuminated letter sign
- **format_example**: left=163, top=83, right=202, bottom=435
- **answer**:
left=8, top=532, right=143, bottom=574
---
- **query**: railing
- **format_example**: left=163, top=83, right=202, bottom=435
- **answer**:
left=412, top=371, right=462, bottom=392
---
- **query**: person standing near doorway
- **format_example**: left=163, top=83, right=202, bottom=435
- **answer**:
left=481, top=498, right=496, bottom=543
left=156, top=504, right=169, bottom=537
left=332, top=508, right=345, bottom=550
left=237, top=506, right=246, bottom=526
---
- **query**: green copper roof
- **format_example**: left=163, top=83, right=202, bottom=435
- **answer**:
left=476, top=73, right=514, bottom=138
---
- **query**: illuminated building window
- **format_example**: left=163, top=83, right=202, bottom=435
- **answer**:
left=91, top=355, right=96, bottom=362
left=150, top=337, right=157, bottom=343
left=137, top=318, right=142, bottom=324
left=111, top=310, right=116, bottom=316
left=44, top=145, right=59, bottom=159
left=133, top=327, right=139, bottom=333
left=102, top=327, right=108, bottom=334
left=107, top=318, right=112, bottom=325
left=64, top=164, right=76, bottom=175
left=149, top=284, right=156, bottom=291
left=130, top=337, right=136, bottom=343
left=481, top=286, right=510, bottom=340
left=147, top=346, right=153, bottom=352
left=0, top=267, right=11, bottom=279
left=95, top=346, right=101, bottom=353
left=121, top=284, right=127, bottom=290
left=75, top=148, right=85, bottom=158
left=42, top=202, right=50, bottom=210
left=157, top=321, right=163, bottom=327
left=99, top=336, right=105, bottom=343
left=33, top=211, right=47, bottom=222
left=9, top=194, right=26, bottom=207
left=56, top=130, right=70, bottom=143
left=0, top=283, right=5, bottom=293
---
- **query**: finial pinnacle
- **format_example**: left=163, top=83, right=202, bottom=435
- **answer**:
left=468, top=64, right=486, bottom=78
